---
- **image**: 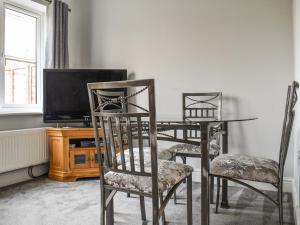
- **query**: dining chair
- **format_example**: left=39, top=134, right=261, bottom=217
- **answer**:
left=97, top=89, right=175, bottom=202
left=210, top=81, right=298, bottom=225
left=87, top=79, right=193, bottom=225
left=166, top=92, right=222, bottom=203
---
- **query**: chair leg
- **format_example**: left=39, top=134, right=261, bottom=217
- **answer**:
left=152, top=195, right=160, bottom=225
left=181, top=156, right=187, bottom=185
left=174, top=190, right=177, bottom=205
left=100, top=189, right=105, bottom=225
left=173, top=156, right=178, bottom=204
left=278, top=188, right=283, bottom=225
left=140, top=196, right=147, bottom=221
left=160, top=193, right=166, bottom=225
left=210, top=176, right=214, bottom=204
left=105, top=189, right=114, bottom=225
left=215, top=177, right=220, bottom=214
left=187, top=174, right=193, bottom=225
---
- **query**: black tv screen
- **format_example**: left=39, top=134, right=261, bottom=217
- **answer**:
left=43, top=69, right=127, bottom=123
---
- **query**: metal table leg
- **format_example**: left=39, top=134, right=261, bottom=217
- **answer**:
left=201, top=123, right=210, bottom=225
left=221, top=122, right=229, bottom=208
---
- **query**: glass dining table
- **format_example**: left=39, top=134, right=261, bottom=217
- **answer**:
left=155, top=116, right=257, bottom=225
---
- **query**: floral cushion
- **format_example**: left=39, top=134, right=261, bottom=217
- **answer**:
left=158, top=148, right=176, bottom=160
left=104, top=159, right=193, bottom=193
left=210, top=154, right=279, bottom=185
left=168, top=142, right=220, bottom=157
left=105, top=147, right=193, bottom=193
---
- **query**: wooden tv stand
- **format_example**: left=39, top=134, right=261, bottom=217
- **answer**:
left=47, top=128, right=102, bottom=182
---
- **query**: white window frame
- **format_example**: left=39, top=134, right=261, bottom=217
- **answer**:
left=0, top=0, right=45, bottom=115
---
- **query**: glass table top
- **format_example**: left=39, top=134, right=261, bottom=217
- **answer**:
left=156, top=115, right=258, bottom=124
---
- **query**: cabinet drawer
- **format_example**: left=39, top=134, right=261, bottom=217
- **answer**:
left=70, top=150, right=90, bottom=170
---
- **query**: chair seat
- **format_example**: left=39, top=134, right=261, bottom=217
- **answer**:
left=210, top=153, right=279, bottom=185
left=168, top=143, right=220, bottom=157
left=105, top=159, right=193, bottom=193
left=106, top=147, right=193, bottom=193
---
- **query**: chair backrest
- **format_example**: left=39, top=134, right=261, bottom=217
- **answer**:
left=87, top=79, right=158, bottom=191
left=183, top=92, right=222, bottom=121
left=182, top=92, right=222, bottom=140
left=278, top=81, right=299, bottom=183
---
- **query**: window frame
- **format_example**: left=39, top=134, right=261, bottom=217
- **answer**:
left=0, top=0, right=45, bottom=115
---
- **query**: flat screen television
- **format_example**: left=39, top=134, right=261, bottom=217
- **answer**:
left=43, top=69, right=127, bottom=125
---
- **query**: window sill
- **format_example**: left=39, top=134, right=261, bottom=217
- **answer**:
left=0, top=109, right=43, bottom=116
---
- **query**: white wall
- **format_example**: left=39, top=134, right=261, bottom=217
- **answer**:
left=292, top=0, right=300, bottom=222
left=88, top=0, right=294, bottom=176
left=293, top=0, right=300, bottom=221
left=64, top=0, right=92, bottom=68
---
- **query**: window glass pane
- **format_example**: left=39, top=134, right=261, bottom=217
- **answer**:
left=5, top=59, right=37, bottom=104
left=4, top=7, right=38, bottom=105
left=4, top=8, right=36, bottom=61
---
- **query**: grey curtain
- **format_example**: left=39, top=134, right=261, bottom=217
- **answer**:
left=45, top=0, right=69, bottom=69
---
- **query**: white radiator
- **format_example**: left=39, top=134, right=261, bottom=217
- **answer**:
left=0, top=128, right=48, bottom=173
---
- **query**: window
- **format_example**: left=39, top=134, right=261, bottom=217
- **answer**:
left=0, top=0, right=45, bottom=114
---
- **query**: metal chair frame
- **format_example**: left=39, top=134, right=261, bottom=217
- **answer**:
left=173, top=92, right=222, bottom=203
left=212, top=81, right=298, bottom=225
left=87, top=79, right=193, bottom=225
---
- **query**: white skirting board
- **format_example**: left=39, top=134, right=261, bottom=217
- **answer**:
left=291, top=178, right=300, bottom=225
left=0, top=164, right=48, bottom=188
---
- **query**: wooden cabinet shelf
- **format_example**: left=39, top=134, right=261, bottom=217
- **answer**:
left=47, top=128, right=102, bottom=182
left=70, top=147, right=98, bottom=150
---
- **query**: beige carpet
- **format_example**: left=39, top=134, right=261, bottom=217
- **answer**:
left=0, top=178, right=294, bottom=225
